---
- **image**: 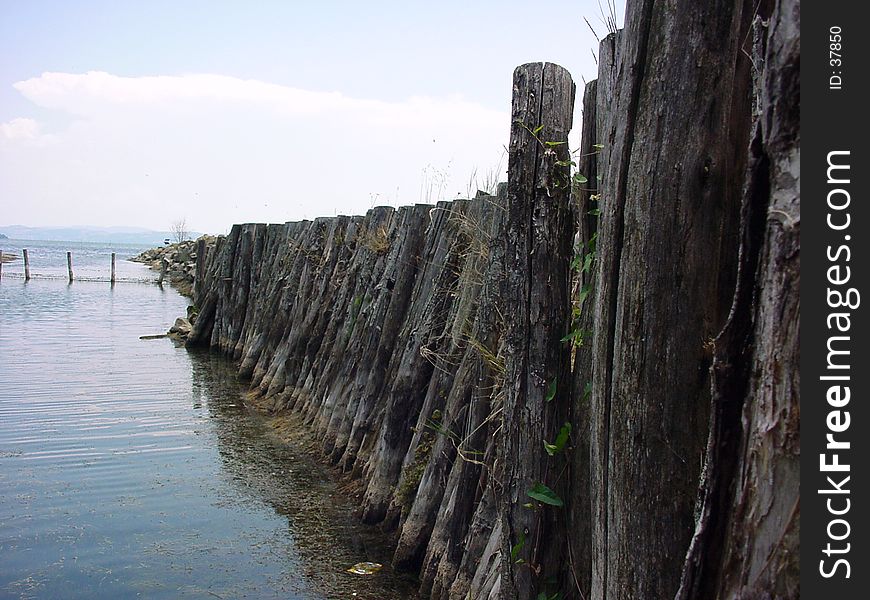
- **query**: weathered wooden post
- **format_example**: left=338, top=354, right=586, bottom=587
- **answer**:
left=111, top=252, right=116, bottom=284
left=500, top=62, right=575, bottom=598
left=67, top=251, right=73, bottom=282
left=23, top=249, right=30, bottom=281
left=675, top=3, right=800, bottom=598
left=157, top=258, right=167, bottom=285
left=586, top=1, right=755, bottom=597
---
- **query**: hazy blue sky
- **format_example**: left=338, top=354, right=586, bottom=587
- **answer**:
left=1, top=0, right=623, bottom=234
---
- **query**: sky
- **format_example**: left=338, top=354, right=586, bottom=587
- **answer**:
left=0, top=0, right=623, bottom=235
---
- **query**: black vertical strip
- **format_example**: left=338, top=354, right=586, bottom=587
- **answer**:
left=802, top=1, right=867, bottom=596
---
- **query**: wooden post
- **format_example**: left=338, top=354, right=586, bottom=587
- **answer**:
left=675, top=5, right=800, bottom=598
left=67, top=251, right=73, bottom=282
left=23, top=249, right=30, bottom=281
left=500, top=62, right=575, bottom=599
left=111, top=252, right=116, bottom=283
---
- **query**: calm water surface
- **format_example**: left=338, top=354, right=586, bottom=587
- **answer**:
left=0, top=244, right=411, bottom=599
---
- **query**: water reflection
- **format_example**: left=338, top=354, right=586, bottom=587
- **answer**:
left=186, top=349, right=418, bottom=599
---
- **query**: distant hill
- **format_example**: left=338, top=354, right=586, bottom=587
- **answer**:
left=0, top=225, right=205, bottom=245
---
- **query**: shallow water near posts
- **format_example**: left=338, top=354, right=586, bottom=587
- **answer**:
left=0, top=239, right=156, bottom=282
left=0, top=270, right=415, bottom=599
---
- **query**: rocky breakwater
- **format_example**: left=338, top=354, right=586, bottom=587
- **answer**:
left=132, top=237, right=216, bottom=297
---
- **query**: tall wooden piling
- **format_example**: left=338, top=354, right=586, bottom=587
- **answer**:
left=23, top=249, right=30, bottom=281
left=67, top=252, right=73, bottom=282
left=500, top=62, right=575, bottom=599
left=111, top=252, right=116, bottom=283
left=586, top=1, right=757, bottom=597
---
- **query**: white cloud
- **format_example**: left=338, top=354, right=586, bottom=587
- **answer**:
left=13, top=71, right=503, bottom=127
left=15, top=71, right=355, bottom=116
left=2, top=71, right=511, bottom=233
left=1, top=117, right=41, bottom=140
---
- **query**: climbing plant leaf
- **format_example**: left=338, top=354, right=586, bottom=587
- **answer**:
left=510, top=531, right=526, bottom=562
left=544, top=422, right=572, bottom=456
left=545, top=377, right=557, bottom=403
left=528, top=483, right=564, bottom=507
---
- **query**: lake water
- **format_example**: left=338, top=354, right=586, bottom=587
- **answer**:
left=0, top=242, right=414, bottom=599
left=0, top=240, right=156, bottom=282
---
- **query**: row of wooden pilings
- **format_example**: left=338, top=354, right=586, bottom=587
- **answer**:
left=0, top=249, right=138, bottom=283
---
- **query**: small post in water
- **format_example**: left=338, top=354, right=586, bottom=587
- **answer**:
left=157, top=258, right=167, bottom=285
left=67, top=251, right=73, bottom=282
left=111, top=252, right=116, bottom=284
left=23, top=249, right=30, bottom=281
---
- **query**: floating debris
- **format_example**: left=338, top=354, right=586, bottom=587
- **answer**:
left=346, top=562, right=383, bottom=576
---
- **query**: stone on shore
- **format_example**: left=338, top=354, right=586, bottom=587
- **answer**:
left=168, top=317, right=192, bottom=340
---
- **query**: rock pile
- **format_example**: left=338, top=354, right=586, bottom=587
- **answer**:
left=132, top=236, right=216, bottom=297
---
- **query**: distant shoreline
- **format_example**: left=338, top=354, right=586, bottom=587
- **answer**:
left=0, top=226, right=205, bottom=246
